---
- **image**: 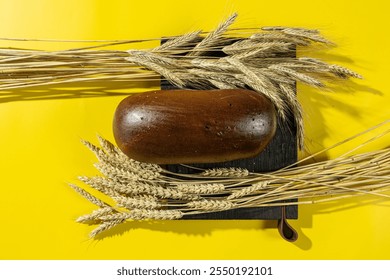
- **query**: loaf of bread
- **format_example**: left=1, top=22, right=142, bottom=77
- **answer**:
left=113, top=89, right=277, bottom=164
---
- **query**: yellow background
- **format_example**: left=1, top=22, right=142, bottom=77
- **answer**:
left=0, top=0, right=389, bottom=259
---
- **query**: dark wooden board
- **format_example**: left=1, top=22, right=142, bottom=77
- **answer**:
left=160, top=39, right=298, bottom=220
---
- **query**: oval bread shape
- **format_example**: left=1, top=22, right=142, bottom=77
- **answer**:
left=113, top=89, right=277, bottom=164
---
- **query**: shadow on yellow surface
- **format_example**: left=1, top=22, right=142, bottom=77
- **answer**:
left=0, top=80, right=159, bottom=103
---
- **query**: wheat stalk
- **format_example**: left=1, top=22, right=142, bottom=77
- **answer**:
left=68, top=183, right=109, bottom=208
left=175, top=183, right=226, bottom=194
left=114, top=196, right=161, bottom=210
left=69, top=119, right=390, bottom=237
left=200, top=167, right=250, bottom=178
left=187, top=13, right=238, bottom=57
left=89, top=219, right=126, bottom=238
left=1, top=13, right=362, bottom=147
left=76, top=207, right=115, bottom=223
left=186, top=200, right=235, bottom=211
left=98, top=209, right=184, bottom=221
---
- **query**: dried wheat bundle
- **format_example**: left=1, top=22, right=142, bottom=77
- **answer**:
left=70, top=121, right=390, bottom=238
left=0, top=13, right=361, bottom=147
